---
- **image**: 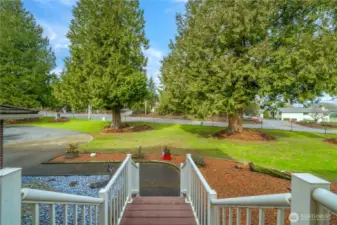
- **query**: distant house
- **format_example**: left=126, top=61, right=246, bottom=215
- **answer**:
left=275, top=107, right=333, bottom=122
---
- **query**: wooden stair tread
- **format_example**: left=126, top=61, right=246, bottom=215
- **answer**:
left=120, top=197, right=196, bottom=225
left=120, top=218, right=196, bottom=225
left=126, top=204, right=192, bottom=211
left=123, top=210, right=194, bottom=218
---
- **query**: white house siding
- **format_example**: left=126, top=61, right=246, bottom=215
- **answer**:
left=281, top=112, right=329, bottom=122
left=281, top=112, right=304, bottom=121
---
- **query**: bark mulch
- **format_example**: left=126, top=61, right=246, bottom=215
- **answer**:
left=214, top=130, right=276, bottom=141
left=101, top=124, right=152, bottom=134
left=5, top=118, right=41, bottom=124
left=324, top=138, right=337, bottom=145
left=50, top=153, right=337, bottom=225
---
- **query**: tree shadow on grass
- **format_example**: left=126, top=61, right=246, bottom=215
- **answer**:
left=262, top=129, right=330, bottom=139
left=85, top=146, right=232, bottom=159
left=179, top=124, right=224, bottom=137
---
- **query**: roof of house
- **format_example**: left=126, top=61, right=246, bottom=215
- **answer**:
left=0, top=105, right=39, bottom=119
left=278, top=107, right=328, bottom=113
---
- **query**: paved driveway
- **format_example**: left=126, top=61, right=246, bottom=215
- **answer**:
left=4, top=125, right=81, bottom=144
left=4, top=126, right=93, bottom=172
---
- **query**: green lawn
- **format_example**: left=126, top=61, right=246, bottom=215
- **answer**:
left=21, top=117, right=337, bottom=181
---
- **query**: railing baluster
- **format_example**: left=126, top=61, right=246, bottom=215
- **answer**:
left=89, top=205, right=93, bottom=225
left=276, top=208, right=284, bottom=225
left=204, top=189, right=207, bottom=225
left=228, top=207, right=233, bottom=225
left=200, top=184, right=203, bottom=225
left=74, top=205, right=78, bottom=225
left=236, top=208, right=241, bottom=225
left=222, top=208, right=226, bottom=225
left=246, top=208, right=251, bottom=225
left=258, top=208, right=265, bottom=225
left=49, top=204, right=56, bottom=225
left=32, top=203, right=39, bottom=225
left=197, top=178, right=199, bottom=220
left=114, top=194, right=117, bottom=225
left=95, top=205, right=98, bottom=225
left=63, top=204, right=68, bottom=225
left=110, top=188, right=113, bottom=224
left=82, top=205, right=86, bottom=225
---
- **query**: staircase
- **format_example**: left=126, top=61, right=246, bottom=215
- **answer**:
left=120, top=197, right=197, bottom=225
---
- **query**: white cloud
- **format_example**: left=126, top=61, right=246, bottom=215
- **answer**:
left=33, top=0, right=77, bottom=6
left=144, top=48, right=165, bottom=85
left=51, top=66, right=63, bottom=75
left=38, top=20, right=70, bottom=52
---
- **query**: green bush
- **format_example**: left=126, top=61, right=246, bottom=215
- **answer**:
left=299, top=120, right=316, bottom=125
left=192, top=156, right=206, bottom=167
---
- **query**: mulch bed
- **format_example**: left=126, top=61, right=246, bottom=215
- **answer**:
left=50, top=153, right=337, bottom=225
left=5, top=118, right=40, bottom=124
left=101, top=124, right=152, bottom=133
left=324, top=138, right=337, bottom=145
left=214, top=130, right=276, bottom=141
left=48, top=117, right=69, bottom=123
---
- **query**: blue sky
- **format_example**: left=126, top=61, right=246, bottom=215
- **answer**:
left=23, top=0, right=187, bottom=84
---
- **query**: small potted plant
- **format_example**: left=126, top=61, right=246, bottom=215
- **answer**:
left=64, top=143, right=79, bottom=159
left=162, top=146, right=172, bottom=160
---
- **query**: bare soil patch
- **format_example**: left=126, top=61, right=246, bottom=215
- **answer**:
left=324, top=138, right=337, bottom=145
left=50, top=153, right=337, bottom=225
left=101, top=124, right=152, bottom=134
left=5, top=118, right=40, bottom=124
left=214, top=129, right=276, bottom=141
left=48, top=117, right=69, bottom=123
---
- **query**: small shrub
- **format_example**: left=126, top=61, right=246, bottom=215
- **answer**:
left=192, top=156, right=206, bottom=167
left=321, top=122, right=337, bottom=128
left=132, top=146, right=145, bottom=159
left=66, top=143, right=79, bottom=153
left=299, top=120, right=316, bottom=125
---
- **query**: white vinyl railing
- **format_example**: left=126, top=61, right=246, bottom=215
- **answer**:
left=20, top=155, right=139, bottom=225
left=181, top=154, right=217, bottom=225
left=21, top=188, right=103, bottom=225
left=181, top=154, right=337, bottom=225
left=99, top=154, right=139, bottom=225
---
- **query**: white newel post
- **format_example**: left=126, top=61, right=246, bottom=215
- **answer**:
left=180, top=162, right=186, bottom=196
left=99, top=190, right=108, bottom=225
left=207, top=190, right=217, bottom=225
left=291, top=173, right=330, bottom=225
left=0, top=168, right=21, bottom=225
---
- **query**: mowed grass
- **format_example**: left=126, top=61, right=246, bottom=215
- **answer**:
left=23, top=117, right=337, bottom=181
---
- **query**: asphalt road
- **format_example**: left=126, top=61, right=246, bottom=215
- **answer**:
left=42, top=111, right=337, bottom=134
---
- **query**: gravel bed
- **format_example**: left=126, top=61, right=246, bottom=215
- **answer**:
left=21, top=175, right=122, bottom=225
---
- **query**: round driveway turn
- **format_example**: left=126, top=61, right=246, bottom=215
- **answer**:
left=4, top=125, right=81, bottom=144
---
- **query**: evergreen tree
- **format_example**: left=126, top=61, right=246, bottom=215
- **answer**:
left=161, top=0, right=337, bottom=133
left=0, top=0, right=56, bottom=108
left=60, top=0, right=148, bottom=128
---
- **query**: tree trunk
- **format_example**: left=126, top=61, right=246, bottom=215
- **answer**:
left=111, top=109, right=122, bottom=129
left=227, top=112, right=243, bottom=134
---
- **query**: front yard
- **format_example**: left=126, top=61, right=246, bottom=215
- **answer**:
left=22, top=117, right=337, bottom=181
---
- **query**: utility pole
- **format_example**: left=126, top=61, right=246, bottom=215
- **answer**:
left=88, top=104, right=92, bottom=120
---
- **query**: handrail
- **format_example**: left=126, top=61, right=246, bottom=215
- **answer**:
left=211, top=193, right=291, bottom=208
left=313, top=188, right=337, bottom=215
left=100, top=154, right=131, bottom=192
left=21, top=188, right=103, bottom=205
left=187, top=155, right=213, bottom=193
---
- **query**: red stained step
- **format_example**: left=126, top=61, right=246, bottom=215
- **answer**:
left=125, top=204, right=192, bottom=211
left=120, top=197, right=197, bottom=225
left=131, top=196, right=186, bottom=205
left=120, top=218, right=197, bottom=225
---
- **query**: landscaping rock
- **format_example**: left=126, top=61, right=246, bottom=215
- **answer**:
left=234, top=164, right=241, bottom=169
left=69, top=181, right=78, bottom=187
